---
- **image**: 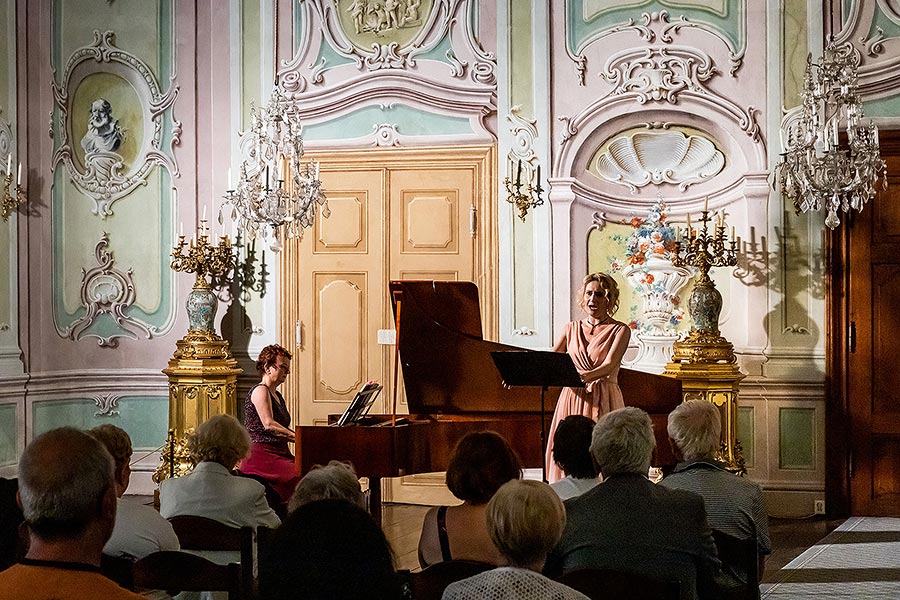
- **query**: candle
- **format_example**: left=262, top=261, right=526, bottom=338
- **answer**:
left=179, top=221, right=184, bottom=238
left=536, top=164, right=541, bottom=185
left=314, top=160, right=320, bottom=180
left=516, top=160, right=522, bottom=186
left=5, top=154, right=10, bottom=175
left=675, top=226, right=681, bottom=242
left=202, top=204, right=207, bottom=222
left=228, top=168, right=233, bottom=190
left=703, top=196, right=709, bottom=213
left=686, top=212, right=691, bottom=232
left=16, top=163, right=21, bottom=185
left=731, top=226, right=735, bottom=242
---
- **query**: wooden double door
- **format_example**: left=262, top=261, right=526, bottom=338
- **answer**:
left=279, top=146, right=497, bottom=425
left=828, top=133, right=900, bottom=516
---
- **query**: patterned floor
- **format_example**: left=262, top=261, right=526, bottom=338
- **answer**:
left=761, top=517, right=900, bottom=599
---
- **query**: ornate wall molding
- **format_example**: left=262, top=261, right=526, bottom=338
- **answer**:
left=565, top=9, right=747, bottom=86
left=0, top=108, right=11, bottom=160
left=50, top=30, right=180, bottom=218
left=593, top=127, right=725, bottom=192
left=57, top=234, right=158, bottom=347
left=93, top=392, right=121, bottom=416
left=277, top=0, right=496, bottom=146
left=600, top=45, right=717, bottom=104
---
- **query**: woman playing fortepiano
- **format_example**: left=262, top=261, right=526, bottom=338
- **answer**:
left=239, top=344, right=302, bottom=505
left=545, top=273, right=631, bottom=483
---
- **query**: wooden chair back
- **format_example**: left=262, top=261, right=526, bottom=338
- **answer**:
left=557, top=568, right=681, bottom=600
left=712, top=529, right=760, bottom=600
left=100, top=553, right=135, bottom=590
left=406, top=560, right=494, bottom=600
left=132, top=550, right=241, bottom=599
left=168, top=515, right=255, bottom=598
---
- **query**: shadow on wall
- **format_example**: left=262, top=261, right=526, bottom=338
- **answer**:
left=218, top=232, right=270, bottom=364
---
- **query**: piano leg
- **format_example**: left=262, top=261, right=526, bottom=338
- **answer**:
left=368, top=475, right=383, bottom=526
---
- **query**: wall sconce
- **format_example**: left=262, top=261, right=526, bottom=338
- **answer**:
left=1, top=155, right=25, bottom=222
left=503, top=159, right=544, bottom=222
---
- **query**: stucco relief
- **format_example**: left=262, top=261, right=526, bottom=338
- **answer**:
left=831, top=1, right=900, bottom=99
left=50, top=30, right=180, bottom=218
left=278, top=0, right=496, bottom=145
left=57, top=234, right=158, bottom=348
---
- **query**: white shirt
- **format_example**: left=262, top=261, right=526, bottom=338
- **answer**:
left=550, top=476, right=599, bottom=501
left=104, top=497, right=180, bottom=559
left=442, top=567, right=589, bottom=600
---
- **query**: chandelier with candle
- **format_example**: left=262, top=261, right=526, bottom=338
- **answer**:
left=774, top=41, right=886, bottom=229
left=222, top=84, right=328, bottom=252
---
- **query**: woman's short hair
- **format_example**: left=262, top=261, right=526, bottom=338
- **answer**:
left=667, top=400, right=722, bottom=462
left=188, top=414, right=251, bottom=469
left=487, top=480, right=566, bottom=568
left=590, top=407, right=655, bottom=477
left=256, top=344, right=293, bottom=376
left=88, top=424, right=133, bottom=473
left=445, top=431, right=522, bottom=505
left=259, top=499, right=402, bottom=600
left=552, top=415, right=598, bottom=479
left=288, top=460, right=364, bottom=513
left=576, top=272, right=620, bottom=315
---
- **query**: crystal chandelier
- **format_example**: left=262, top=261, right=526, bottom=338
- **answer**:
left=223, top=84, right=328, bottom=252
left=774, top=41, right=887, bottom=229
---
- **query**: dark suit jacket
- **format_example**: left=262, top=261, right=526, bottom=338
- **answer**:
left=544, top=472, right=721, bottom=600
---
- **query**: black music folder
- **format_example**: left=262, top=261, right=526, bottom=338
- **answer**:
left=490, top=350, right=585, bottom=390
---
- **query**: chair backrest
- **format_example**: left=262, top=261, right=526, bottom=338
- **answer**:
left=132, top=550, right=241, bottom=599
left=407, top=560, right=494, bottom=600
left=168, top=515, right=255, bottom=598
left=100, top=553, right=135, bottom=590
left=557, top=568, right=681, bottom=600
left=712, top=529, right=760, bottom=600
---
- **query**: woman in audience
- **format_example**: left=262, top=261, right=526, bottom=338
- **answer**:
left=239, top=344, right=301, bottom=505
left=545, top=272, right=630, bottom=482
left=88, top=424, right=180, bottom=559
left=442, top=480, right=588, bottom=599
left=550, top=415, right=600, bottom=500
left=418, top=431, right=521, bottom=568
left=259, top=499, right=403, bottom=600
left=159, top=414, right=280, bottom=529
left=288, top=460, right=365, bottom=513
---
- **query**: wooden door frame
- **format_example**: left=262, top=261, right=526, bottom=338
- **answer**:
left=826, top=131, right=900, bottom=517
left=277, top=144, right=499, bottom=423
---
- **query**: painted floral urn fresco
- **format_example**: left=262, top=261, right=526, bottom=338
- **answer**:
left=612, top=199, right=693, bottom=373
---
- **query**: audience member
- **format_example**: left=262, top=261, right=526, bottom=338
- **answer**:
left=442, top=480, right=588, bottom=600
left=544, top=407, right=721, bottom=600
left=0, top=427, right=144, bottom=599
left=661, top=399, right=771, bottom=586
left=288, top=460, right=365, bottom=513
left=0, top=477, right=25, bottom=571
left=159, top=414, right=280, bottom=529
left=88, top=424, right=180, bottom=559
left=550, top=415, right=600, bottom=500
left=259, top=499, right=402, bottom=600
left=418, top=431, right=522, bottom=568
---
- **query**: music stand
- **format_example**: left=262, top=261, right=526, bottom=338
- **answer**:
left=490, top=351, right=584, bottom=482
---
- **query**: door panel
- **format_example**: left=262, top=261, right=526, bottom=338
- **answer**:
left=845, top=146, right=900, bottom=516
left=279, top=147, right=497, bottom=427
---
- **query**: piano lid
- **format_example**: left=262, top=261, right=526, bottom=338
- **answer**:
left=389, top=280, right=546, bottom=415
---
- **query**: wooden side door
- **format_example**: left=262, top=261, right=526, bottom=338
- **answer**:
left=830, top=133, right=900, bottom=516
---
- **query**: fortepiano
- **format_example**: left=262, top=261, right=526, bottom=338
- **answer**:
left=295, top=280, right=683, bottom=522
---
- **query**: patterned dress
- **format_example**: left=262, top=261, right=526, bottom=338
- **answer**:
left=545, top=320, right=629, bottom=482
left=239, top=384, right=301, bottom=502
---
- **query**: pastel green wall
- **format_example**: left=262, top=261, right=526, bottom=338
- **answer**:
left=32, top=396, right=168, bottom=449
left=782, top=0, right=807, bottom=109
left=303, top=105, right=473, bottom=140
left=0, top=404, right=16, bottom=467
left=736, top=406, right=754, bottom=469
left=779, top=407, right=816, bottom=469
left=242, top=0, right=261, bottom=131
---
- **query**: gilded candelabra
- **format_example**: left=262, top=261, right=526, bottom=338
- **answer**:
left=666, top=204, right=745, bottom=473
left=671, top=207, right=738, bottom=364
left=1, top=164, right=25, bottom=222
left=503, top=159, right=544, bottom=222
left=163, top=221, right=242, bottom=440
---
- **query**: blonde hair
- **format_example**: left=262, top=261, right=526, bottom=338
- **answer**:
left=577, top=272, right=620, bottom=315
left=486, top=479, right=566, bottom=568
left=189, top=414, right=251, bottom=469
left=667, top=400, right=722, bottom=462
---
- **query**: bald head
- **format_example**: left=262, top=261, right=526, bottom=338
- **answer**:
left=19, top=427, right=115, bottom=540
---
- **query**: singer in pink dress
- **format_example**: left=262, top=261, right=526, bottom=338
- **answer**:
left=545, top=273, right=631, bottom=482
